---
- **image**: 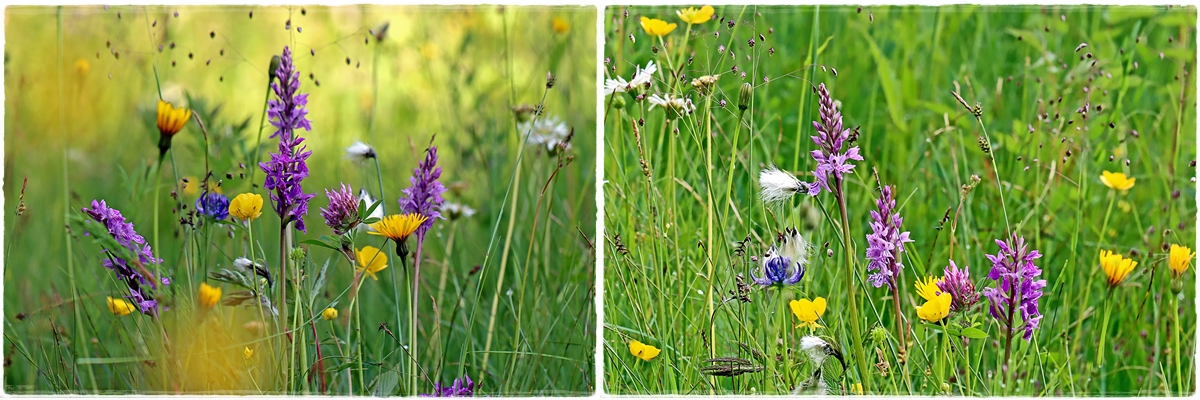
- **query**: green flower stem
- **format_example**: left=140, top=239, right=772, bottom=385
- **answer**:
left=834, top=180, right=870, bottom=391
left=1096, top=289, right=1114, bottom=392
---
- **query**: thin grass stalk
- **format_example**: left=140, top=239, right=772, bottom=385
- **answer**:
left=410, top=244, right=422, bottom=396
left=702, top=91, right=717, bottom=395
left=248, top=83, right=272, bottom=194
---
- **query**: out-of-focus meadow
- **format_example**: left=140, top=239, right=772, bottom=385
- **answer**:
left=4, top=5, right=595, bottom=395
left=603, top=5, right=1195, bottom=396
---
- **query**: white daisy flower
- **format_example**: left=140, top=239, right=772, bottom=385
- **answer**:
left=518, top=116, right=571, bottom=153
left=604, top=60, right=657, bottom=96
left=345, top=141, right=376, bottom=163
left=647, top=93, right=695, bottom=118
left=759, top=166, right=805, bottom=204
left=442, top=202, right=476, bottom=221
left=604, top=76, right=630, bottom=95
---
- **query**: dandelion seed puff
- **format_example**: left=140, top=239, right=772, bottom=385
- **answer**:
left=799, top=336, right=830, bottom=366
left=759, top=166, right=805, bottom=204
left=345, top=140, right=376, bottom=163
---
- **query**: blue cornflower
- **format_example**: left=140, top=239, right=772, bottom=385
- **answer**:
left=753, top=246, right=804, bottom=287
left=195, top=191, right=231, bottom=220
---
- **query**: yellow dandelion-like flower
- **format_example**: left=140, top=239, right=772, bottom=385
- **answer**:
left=851, top=383, right=864, bottom=395
left=640, top=16, right=677, bottom=37
left=1170, top=244, right=1195, bottom=276
left=914, top=275, right=945, bottom=302
left=156, top=100, right=192, bottom=138
left=369, top=213, right=428, bottom=245
left=181, top=177, right=222, bottom=197
left=916, top=292, right=952, bottom=323
left=322, top=307, right=339, bottom=321
left=1099, top=249, right=1137, bottom=287
left=552, top=17, right=570, bottom=34
left=1100, top=171, right=1135, bottom=191
left=356, top=245, right=389, bottom=281
left=789, top=297, right=827, bottom=330
left=676, top=5, right=714, bottom=25
left=243, top=347, right=254, bottom=359
left=228, top=193, right=264, bottom=222
left=198, top=282, right=222, bottom=309
left=628, top=339, right=661, bottom=361
left=107, top=296, right=135, bottom=316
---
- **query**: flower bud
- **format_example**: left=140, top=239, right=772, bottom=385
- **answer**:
left=269, top=55, right=282, bottom=82
left=738, top=82, right=753, bottom=111
left=612, top=94, right=626, bottom=109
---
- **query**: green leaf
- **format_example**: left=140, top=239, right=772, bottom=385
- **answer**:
left=363, top=200, right=383, bottom=219
left=362, top=217, right=381, bottom=225
left=959, top=327, right=988, bottom=339
left=309, top=259, right=331, bottom=304
left=372, top=370, right=399, bottom=397
left=300, top=239, right=337, bottom=251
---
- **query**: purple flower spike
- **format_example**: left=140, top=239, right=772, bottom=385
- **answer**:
left=807, top=83, right=863, bottom=196
left=320, top=183, right=360, bottom=235
left=752, top=246, right=804, bottom=287
left=399, top=138, right=447, bottom=240
left=420, top=374, right=475, bottom=397
left=82, top=199, right=167, bottom=315
left=865, top=184, right=913, bottom=288
left=981, top=233, right=1046, bottom=341
left=259, top=46, right=316, bottom=233
left=939, top=260, right=979, bottom=313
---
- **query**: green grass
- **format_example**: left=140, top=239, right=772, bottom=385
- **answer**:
left=4, top=5, right=595, bottom=395
left=603, top=5, right=1196, bottom=396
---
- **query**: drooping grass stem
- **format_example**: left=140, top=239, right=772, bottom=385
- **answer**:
left=834, top=179, right=870, bottom=392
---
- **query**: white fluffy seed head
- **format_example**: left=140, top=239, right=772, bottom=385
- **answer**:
left=778, top=227, right=812, bottom=268
left=799, top=335, right=830, bottom=366
left=759, top=166, right=804, bottom=204
left=233, top=257, right=255, bottom=272
left=345, top=141, right=376, bottom=163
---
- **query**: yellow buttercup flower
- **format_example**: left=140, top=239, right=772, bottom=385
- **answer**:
left=676, top=5, right=714, bottom=25
left=156, top=100, right=191, bottom=138
left=1100, top=249, right=1137, bottom=287
left=851, top=383, right=864, bottom=395
left=915, top=275, right=945, bottom=302
left=228, top=193, right=264, bottom=222
left=916, top=292, right=952, bottom=323
left=1170, top=244, right=1194, bottom=276
left=322, top=307, right=339, bottom=321
left=74, top=59, right=90, bottom=75
left=1100, top=171, right=1135, bottom=191
left=243, top=347, right=254, bottom=359
left=640, top=17, right=677, bottom=37
left=356, top=246, right=389, bottom=281
left=628, top=339, right=661, bottom=361
left=369, top=213, right=428, bottom=243
left=107, top=296, right=135, bottom=316
left=552, top=17, right=570, bottom=34
left=198, top=282, right=222, bottom=309
left=182, top=177, right=222, bottom=197
left=789, top=297, right=827, bottom=329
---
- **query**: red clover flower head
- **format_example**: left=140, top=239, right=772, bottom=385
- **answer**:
left=938, top=260, right=979, bottom=313
left=320, top=183, right=360, bottom=235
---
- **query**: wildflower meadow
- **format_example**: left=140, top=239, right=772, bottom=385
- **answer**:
left=4, top=5, right=596, bottom=395
left=603, top=5, right=1197, bottom=396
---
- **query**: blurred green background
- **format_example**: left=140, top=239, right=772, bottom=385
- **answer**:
left=5, top=5, right=595, bottom=395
